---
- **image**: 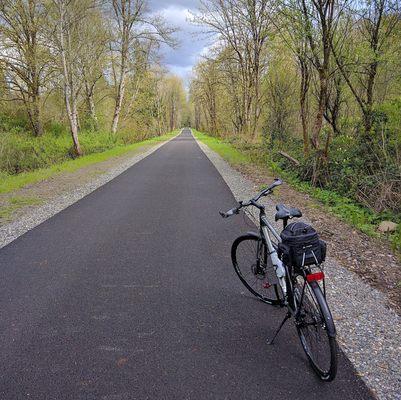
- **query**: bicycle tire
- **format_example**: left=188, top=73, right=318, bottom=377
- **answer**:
left=294, top=277, right=338, bottom=381
left=231, top=234, right=283, bottom=305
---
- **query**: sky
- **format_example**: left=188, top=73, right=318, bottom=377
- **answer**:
left=149, top=0, right=211, bottom=85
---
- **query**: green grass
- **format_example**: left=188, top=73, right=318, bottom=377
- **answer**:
left=0, top=130, right=178, bottom=195
left=0, top=196, right=42, bottom=222
left=193, top=131, right=250, bottom=164
left=193, top=130, right=401, bottom=254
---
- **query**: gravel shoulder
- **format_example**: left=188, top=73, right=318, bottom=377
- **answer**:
left=0, top=133, right=177, bottom=249
left=238, top=163, right=401, bottom=312
left=194, top=133, right=401, bottom=400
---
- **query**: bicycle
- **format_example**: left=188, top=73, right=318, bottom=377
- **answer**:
left=220, top=178, right=338, bottom=381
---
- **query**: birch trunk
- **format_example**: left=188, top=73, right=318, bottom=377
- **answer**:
left=111, top=69, right=127, bottom=134
left=84, top=79, right=98, bottom=128
left=59, top=1, right=82, bottom=156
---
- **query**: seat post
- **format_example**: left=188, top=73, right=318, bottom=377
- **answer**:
left=283, top=217, right=289, bottom=229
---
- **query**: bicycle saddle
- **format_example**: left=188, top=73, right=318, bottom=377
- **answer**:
left=275, top=203, right=302, bottom=221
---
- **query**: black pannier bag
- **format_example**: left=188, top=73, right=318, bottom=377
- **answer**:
left=278, top=221, right=326, bottom=269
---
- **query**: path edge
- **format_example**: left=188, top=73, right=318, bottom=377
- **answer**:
left=191, top=128, right=400, bottom=400
left=0, top=131, right=181, bottom=249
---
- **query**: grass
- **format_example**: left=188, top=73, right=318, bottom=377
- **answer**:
left=0, top=196, right=42, bottom=223
left=193, top=130, right=401, bottom=254
left=193, top=131, right=250, bottom=165
left=0, top=130, right=178, bottom=195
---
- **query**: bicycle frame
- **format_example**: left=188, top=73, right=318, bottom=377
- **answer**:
left=222, top=184, right=338, bottom=379
left=258, top=209, right=289, bottom=301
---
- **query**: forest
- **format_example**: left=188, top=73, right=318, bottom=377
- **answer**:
left=0, top=0, right=188, bottom=175
left=0, top=0, right=400, bottom=245
left=189, top=0, right=401, bottom=226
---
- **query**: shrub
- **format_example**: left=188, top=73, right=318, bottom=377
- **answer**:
left=0, top=129, right=122, bottom=174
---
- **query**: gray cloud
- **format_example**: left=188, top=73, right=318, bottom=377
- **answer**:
left=149, top=0, right=200, bottom=11
left=148, top=1, right=211, bottom=83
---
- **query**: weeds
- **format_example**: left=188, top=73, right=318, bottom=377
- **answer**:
left=193, top=130, right=401, bottom=255
left=0, top=196, right=42, bottom=223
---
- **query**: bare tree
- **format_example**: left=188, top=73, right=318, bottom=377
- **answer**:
left=332, top=0, right=400, bottom=135
left=293, top=0, right=349, bottom=183
left=275, top=2, right=312, bottom=154
left=78, top=9, right=109, bottom=128
left=48, top=0, right=96, bottom=155
left=108, top=0, right=176, bottom=135
left=194, top=0, right=273, bottom=138
left=0, top=0, right=50, bottom=136
left=193, top=59, right=220, bottom=134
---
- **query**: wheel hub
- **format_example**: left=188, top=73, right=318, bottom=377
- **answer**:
left=251, top=263, right=265, bottom=279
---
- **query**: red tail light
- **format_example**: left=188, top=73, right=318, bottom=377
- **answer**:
left=306, top=272, right=325, bottom=282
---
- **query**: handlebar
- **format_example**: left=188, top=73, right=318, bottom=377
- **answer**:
left=219, top=178, right=282, bottom=218
left=219, top=208, right=240, bottom=218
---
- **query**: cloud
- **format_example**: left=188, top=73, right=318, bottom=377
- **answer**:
left=149, top=0, right=200, bottom=11
left=149, top=2, right=211, bottom=84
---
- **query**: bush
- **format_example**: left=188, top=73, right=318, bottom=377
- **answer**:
left=0, top=129, right=122, bottom=174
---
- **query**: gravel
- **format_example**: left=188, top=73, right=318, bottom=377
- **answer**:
left=195, top=133, right=401, bottom=400
left=0, top=134, right=177, bottom=249
left=1, top=130, right=399, bottom=399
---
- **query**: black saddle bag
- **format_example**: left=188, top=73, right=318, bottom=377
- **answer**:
left=278, top=221, right=326, bottom=269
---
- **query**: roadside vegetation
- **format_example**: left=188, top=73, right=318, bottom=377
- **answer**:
left=0, top=130, right=178, bottom=195
left=0, top=0, right=400, bottom=254
left=0, top=0, right=188, bottom=189
left=189, top=0, right=401, bottom=252
left=193, top=130, right=401, bottom=255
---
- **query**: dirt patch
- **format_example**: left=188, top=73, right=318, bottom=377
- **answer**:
left=0, top=144, right=154, bottom=226
left=238, top=164, right=401, bottom=313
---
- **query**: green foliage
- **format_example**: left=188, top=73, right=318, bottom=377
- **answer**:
left=0, top=130, right=178, bottom=195
left=0, top=123, right=169, bottom=175
left=195, top=131, right=401, bottom=255
left=193, top=131, right=249, bottom=164
left=0, top=130, right=118, bottom=173
left=0, top=112, right=30, bottom=134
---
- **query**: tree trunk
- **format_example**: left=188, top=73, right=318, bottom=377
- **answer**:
left=311, top=69, right=329, bottom=185
left=111, top=31, right=129, bottom=135
left=364, top=60, right=378, bottom=135
left=88, top=93, right=97, bottom=125
left=111, top=70, right=126, bottom=134
left=31, top=98, right=43, bottom=136
left=84, top=79, right=98, bottom=128
left=26, top=92, right=43, bottom=137
left=64, top=86, right=82, bottom=155
left=59, top=3, right=82, bottom=156
left=311, top=70, right=328, bottom=150
left=299, top=58, right=310, bottom=155
left=70, top=114, right=82, bottom=156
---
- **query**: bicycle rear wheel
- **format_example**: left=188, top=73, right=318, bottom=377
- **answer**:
left=231, top=234, right=283, bottom=305
left=294, top=276, right=337, bottom=381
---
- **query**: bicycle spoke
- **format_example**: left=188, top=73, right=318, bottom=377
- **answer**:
left=232, top=236, right=282, bottom=304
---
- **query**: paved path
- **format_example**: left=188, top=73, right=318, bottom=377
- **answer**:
left=0, top=130, right=373, bottom=399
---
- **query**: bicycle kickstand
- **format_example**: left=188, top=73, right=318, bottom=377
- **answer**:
left=267, top=311, right=292, bottom=345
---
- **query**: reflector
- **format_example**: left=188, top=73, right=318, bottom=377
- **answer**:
left=306, top=271, right=325, bottom=282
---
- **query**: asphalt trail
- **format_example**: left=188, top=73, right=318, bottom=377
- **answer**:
left=0, top=129, right=373, bottom=399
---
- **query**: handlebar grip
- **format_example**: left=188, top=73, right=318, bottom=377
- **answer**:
left=219, top=208, right=239, bottom=218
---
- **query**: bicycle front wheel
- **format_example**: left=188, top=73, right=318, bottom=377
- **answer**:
left=231, top=234, right=283, bottom=305
left=294, top=276, right=338, bottom=381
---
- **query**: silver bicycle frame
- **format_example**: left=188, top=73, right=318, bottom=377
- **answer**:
left=260, top=214, right=288, bottom=298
